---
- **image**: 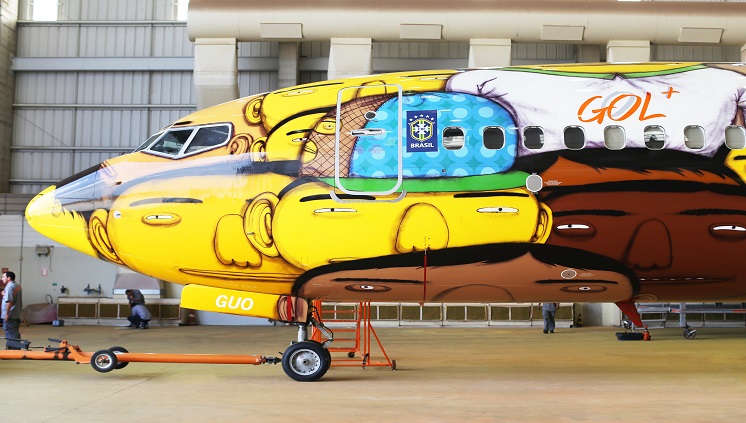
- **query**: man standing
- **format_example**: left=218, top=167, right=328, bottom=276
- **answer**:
left=2, top=271, right=22, bottom=349
left=541, top=302, right=558, bottom=334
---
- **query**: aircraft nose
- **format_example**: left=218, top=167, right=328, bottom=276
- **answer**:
left=25, top=165, right=105, bottom=258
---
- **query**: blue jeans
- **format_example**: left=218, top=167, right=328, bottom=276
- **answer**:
left=542, top=311, right=556, bottom=332
left=4, top=318, right=22, bottom=349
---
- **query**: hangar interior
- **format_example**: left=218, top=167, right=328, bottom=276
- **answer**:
left=1, top=0, right=746, bottom=327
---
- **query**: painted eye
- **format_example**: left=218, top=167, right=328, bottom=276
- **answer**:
left=710, top=224, right=746, bottom=240
left=712, top=225, right=746, bottom=232
left=345, top=284, right=391, bottom=292
left=477, top=207, right=519, bottom=213
left=314, top=208, right=357, bottom=213
left=315, top=119, right=336, bottom=135
left=560, top=285, right=607, bottom=293
left=557, top=223, right=589, bottom=230
left=142, top=214, right=181, bottom=225
left=554, top=222, right=595, bottom=236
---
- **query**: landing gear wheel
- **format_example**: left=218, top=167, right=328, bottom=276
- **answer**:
left=684, top=329, right=697, bottom=340
left=109, top=346, right=129, bottom=369
left=90, top=349, right=118, bottom=373
left=282, top=341, right=330, bottom=382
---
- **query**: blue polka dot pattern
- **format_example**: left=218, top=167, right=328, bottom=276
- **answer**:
left=350, top=92, right=517, bottom=178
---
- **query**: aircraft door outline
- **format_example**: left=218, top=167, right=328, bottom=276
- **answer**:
left=332, top=85, right=405, bottom=202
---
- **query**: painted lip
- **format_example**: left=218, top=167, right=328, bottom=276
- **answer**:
left=179, top=268, right=297, bottom=282
left=639, top=276, right=731, bottom=285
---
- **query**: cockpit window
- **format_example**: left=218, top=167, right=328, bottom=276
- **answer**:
left=185, top=126, right=232, bottom=154
left=144, top=124, right=232, bottom=158
left=149, top=129, right=193, bottom=155
left=133, top=131, right=164, bottom=153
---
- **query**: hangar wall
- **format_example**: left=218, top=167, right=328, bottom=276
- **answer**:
left=0, top=0, right=18, bottom=193
left=2, top=0, right=745, bottom=326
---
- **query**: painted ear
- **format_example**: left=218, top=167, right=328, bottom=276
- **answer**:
left=245, top=192, right=280, bottom=257
left=249, top=137, right=268, bottom=162
left=215, top=214, right=262, bottom=267
left=532, top=203, right=553, bottom=243
left=243, top=95, right=264, bottom=126
left=227, top=134, right=251, bottom=156
left=88, top=209, right=124, bottom=265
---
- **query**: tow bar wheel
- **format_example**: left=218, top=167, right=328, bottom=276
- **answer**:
left=90, top=349, right=118, bottom=373
left=281, top=341, right=330, bottom=382
left=109, top=346, right=129, bottom=369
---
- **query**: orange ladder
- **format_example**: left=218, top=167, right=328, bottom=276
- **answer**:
left=310, top=300, right=395, bottom=370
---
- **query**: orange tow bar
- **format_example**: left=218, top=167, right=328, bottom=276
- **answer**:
left=0, top=338, right=281, bottom=374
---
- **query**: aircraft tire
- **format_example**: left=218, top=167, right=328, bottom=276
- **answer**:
left=109, top=346, right=130, bottom=369
left=282, top=341, right=330, bottom=382
left=90, top=349, right=118, bottom=373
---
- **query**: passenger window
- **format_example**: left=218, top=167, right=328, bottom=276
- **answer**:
left=725, top=125, right=746, bottom=150
left=644, top=125, right=665, bottom=150
left=148, top=128, right=194, bottom=156
left=683, top=125, right=705, bottom=150
left=185, top=125, right=231, bottom=154
left=523, top=126, right=544, bottom=150
left=604, top=125, right=625, bottom=150
left=564, top=126, right=585, bottom=150
left=483, top=126, right=505, bottom=150
left=443, top=126, right=465, bottom=150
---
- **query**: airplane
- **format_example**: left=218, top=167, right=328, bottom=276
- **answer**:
left=24, top=62, right=746, bottom=381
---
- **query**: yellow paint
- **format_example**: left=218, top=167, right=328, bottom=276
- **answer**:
left=181, top=284, right=284, bottom=319
left=258, top=181, right=551, bottom=270
left=90, top=173, right=300, bottom=294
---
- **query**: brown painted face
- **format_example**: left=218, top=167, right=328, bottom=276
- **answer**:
left=546, top=185, right=746, bottom=301
left=293, top=244, right=637, bottom=303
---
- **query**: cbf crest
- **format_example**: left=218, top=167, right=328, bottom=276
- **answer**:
left=406, top=110, right=438, bottom=153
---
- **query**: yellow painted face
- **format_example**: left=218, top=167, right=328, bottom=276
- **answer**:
left=262, top=181, right=551, bottom=270
left=91, top=173, right=300, bottom=294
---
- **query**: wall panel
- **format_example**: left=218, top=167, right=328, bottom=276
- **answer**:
left=652, top=45, right=741, bottom=62
left=15, top=73, right=77, bottom=104
left=79, top=26, right=152, bottom=57
left=238, top=41, right=278, bottom=58
left=74, top=109, right=148, bottom=148
left=77, top=0, right=154, bottom=21
left=10, top=151, right=73, bottom=181
left=18, top=25, right=79, bottom=57
left=150, top=71, right=194, bottom=104
left=13, top=109, right=75, bottom=148
left=238, top=71, right=277, bottom=98
left=152, top=25, right=193, bottom=56
left=76, top=72, right=149, bottom=105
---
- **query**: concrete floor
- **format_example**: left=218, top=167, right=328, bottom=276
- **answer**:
left=2, top=324, right=746, bottom=423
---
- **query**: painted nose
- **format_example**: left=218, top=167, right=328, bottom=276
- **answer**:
left=395, top=203, right=449, bottom=253
left=622, top=219, right=672, bottom=270
left=25, top=165, right=103, bottom=258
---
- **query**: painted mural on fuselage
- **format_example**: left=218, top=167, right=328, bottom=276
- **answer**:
left=24, top=63, right=746, bottom=311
